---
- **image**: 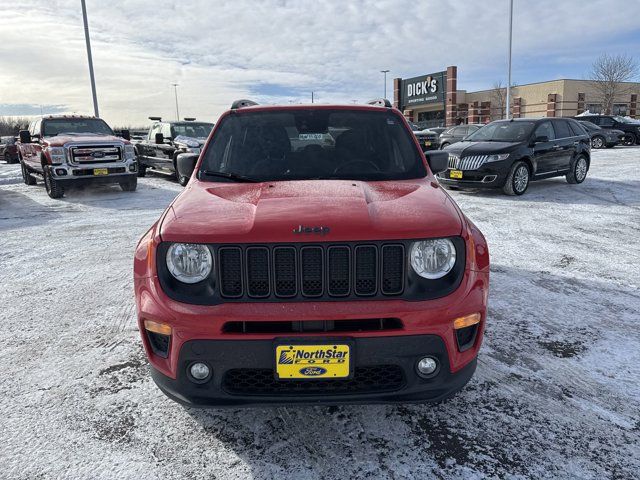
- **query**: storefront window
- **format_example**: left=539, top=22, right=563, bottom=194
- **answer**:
left=416, top=111, right=445, bottom=129
left=613, top=104, right=628, bottom=116
left=585, top=103, right=603, bottom=114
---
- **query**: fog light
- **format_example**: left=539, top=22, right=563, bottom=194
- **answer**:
left=55, top=168, right=67, bottom=176
left=416, top=356, right=439, bottom=377
left=189, top=362, right=211, bottom=382
left=129, top=163, right=137, bottom=172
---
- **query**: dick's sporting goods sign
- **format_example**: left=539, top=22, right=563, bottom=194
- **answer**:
left=401, top=71, right=446, bottom=108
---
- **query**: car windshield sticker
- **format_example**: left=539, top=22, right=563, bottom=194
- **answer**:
left=298, top=133, right=324, bottom=140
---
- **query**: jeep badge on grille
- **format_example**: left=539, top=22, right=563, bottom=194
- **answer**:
left=292, top=225, right=331, bottom=235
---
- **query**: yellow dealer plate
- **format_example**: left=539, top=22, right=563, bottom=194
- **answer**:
left=424, top=140, right=431, bottom=146
left=275, top=344, right=351, bottom=379
left=93, top=168, right=108, bottom=176
left=450, top=169, right=463, bottom=179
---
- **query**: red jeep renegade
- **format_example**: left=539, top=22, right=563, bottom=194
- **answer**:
left=134, top=99, right=490, bottom=406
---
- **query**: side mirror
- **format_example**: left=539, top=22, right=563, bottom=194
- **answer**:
left=176, top=153, right=199, bottom=182
left=534, top=135, right=549, bottom=144
left=425, top=150, right=448, bottom=174
left=155, top=132, right=164, bottom=144
left=19, top=130, right=31, bottom=143
left=120, top=129, right=131, bottom=141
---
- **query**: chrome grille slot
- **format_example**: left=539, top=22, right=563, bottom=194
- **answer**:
left=70, top=144, right=122, bottom=164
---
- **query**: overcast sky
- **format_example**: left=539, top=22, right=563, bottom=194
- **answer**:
left=1, top=0, right=639, bottom=126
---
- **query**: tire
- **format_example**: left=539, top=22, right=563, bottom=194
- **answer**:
left=120, top=177, right=137, bottom=192
left=591, top=136, right=605, bottom=149
left=502, top=161, right=530, bottom=196
left=622, top=133, right=636, bottom=146
left=440, top=142, right=450, bottom=150
left=566, top=155, right=588, bottom=184
left=43, top=166, right=64, bottom=199
left=137, top=165, right=147, bottom=177
left=21, top=161, right=37, bottom=185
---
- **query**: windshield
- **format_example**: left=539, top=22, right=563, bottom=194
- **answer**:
left=172, top=122, right=214, bottom=138
left=580, top=121, right=600, bottom=131
left=199, top=109, right=426, bottom=182
left=466, top=121, right=535, bottom=142
left=42, top=118, right=114, bottom=136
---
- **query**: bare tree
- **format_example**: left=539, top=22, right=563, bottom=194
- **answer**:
left=0, top=117, right=30, bottom=136
left=490, top=80, right=507, bottom=120
left=588, top=53, right=638, bottom=114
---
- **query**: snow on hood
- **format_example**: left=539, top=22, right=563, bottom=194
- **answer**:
left=174, top=135, right=206, bottom=147
left=160, top=179, right=463, bottom=243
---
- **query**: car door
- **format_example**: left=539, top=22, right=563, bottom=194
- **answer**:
left=23, top=120, right=41, bottom=170
left=550, top=119, right=575, bottom=171
left=531, top=120, right=559, bottom=174
left=156, top=123, right=177, bottom=169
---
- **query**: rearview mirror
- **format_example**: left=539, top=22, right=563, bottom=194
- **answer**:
left=176, top=153, right=199, bottom=182
left=155, top=132, right=164, bottom=144
left=19, top=130, right=31, bottom=143
left=425, top=151, right=448, bottom=174
left=120, top=129, right=131, bottom=141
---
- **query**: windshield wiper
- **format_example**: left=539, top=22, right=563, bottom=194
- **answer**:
left=200, top=170, right=259, bottom=183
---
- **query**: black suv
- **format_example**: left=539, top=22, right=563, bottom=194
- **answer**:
left=574, top=115, right=640, bottom=146
left=439, top=118, right=591, bottom=195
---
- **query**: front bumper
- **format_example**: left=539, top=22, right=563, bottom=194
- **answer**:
left=437, top=162, right=510, bottom=189
left=150, top=336, right=478, bottom=406
left=50, top=161, right=137, bottom=185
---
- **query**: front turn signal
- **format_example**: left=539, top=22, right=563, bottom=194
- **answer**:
left=144, top=320, right=172, bottom=335
left=453, top=313, right=481, bottom=330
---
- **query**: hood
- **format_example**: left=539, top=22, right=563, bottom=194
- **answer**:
left=445, top=140, right=520, bottom=156
left=44, top=134, right=128, bottom=146
left=174, top=135, right=207, bottom=147
left=160, top=179, right=463, bottom=244
left=607, top=129, right=625, bottom=136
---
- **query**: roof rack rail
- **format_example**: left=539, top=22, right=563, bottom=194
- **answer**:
left=183, top=117, right=196, bottom=121
left=367, top=98, right=392, bottom=108
left=148, top=116, right=162, bottom=121
left=231, top=99, right=258, bottom=109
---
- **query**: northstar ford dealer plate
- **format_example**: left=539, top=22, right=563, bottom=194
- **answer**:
left=275, top=344, right=351, bottom=379
left=450, top=169, right=463, bottom=179
left=93, top=168, right=109, bottom=176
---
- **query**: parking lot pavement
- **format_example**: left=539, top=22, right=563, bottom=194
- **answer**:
left=1, top=149, right=639, bottom=479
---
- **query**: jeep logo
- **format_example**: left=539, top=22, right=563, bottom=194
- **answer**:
left=292, top=225, right=330, bottom=236
left=91, top=151, right=105, bottom=158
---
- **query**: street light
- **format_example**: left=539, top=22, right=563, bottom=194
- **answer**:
left=81, top=0, right=99, bottom=117
left=380, top=70, right=390, bottom=99
left=506, top=0, right=513, bottom=119
left=172, top=83, right=180, bottom=120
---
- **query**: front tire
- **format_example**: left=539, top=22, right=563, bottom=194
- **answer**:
left=21, top=161, right=37, bottom=185
left=502, top=161, right=530, bottom=196
left=622, top=133, right=637, bottom=146
left=591, top=135, right=605, bottom=149
left=43, top=166, right=64, bottom=199
left=566, top=155, right=588, bottom=184
left=120, top=177, right=137, bottom=192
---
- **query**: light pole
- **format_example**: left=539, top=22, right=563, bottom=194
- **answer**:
left=172, top=83, right=180, bottom=119
left=380, top=70, right=390, bottom=99
left=81, top=0, right=99, bottom=117
left=506, top=0, right=513, bottom=119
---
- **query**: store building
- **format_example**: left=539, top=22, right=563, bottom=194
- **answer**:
left=394, top=66, right=640, bottom=128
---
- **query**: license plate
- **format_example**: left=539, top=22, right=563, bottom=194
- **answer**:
left=424, top=141, right=431, bottom=146
left=93, top=168, right=108, bottom=176
left=275, top=344, right=351, bottom=379
left=450, top=169, right=463, bottom=179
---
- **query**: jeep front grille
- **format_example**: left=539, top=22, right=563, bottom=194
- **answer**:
left=70, top=144, right=122, bottom=164
left=218, top=243, right=405, bottom=300
left=448, top=154, right=488, bottom=170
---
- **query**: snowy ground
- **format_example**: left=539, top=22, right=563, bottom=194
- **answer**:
left=1, top=148, right=639, bottom=479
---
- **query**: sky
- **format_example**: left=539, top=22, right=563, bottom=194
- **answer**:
left=1, top=0, right=639, bottom=126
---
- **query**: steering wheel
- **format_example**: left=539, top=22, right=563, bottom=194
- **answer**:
left=333, top=159, right=380, bottom=175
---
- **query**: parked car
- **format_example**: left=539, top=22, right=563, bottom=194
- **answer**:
left=0, top=136, right=19, bottom=163
left=574, top=114, right=640, bottom=146
left=134, top=99, right=490, bottom=407
left=578, top=120, right=624, bottom=149
left=17, top=115, right=137, bottom=199
left=413, top=128, right=440, bottom=151
left=439, top=118, right=591, bottom=196
left=134, top=118, right=214, bottom=185
left=439, top=124, right=483, bottom=149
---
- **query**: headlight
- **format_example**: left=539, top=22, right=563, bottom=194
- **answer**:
left=486, top=153, right=509, bottom=162
left=410, top=239, right=457, bottom=279
left=166, top=243, right=213, bottom=284
left=124, top=144, right=136, bottom=160
left=48, top=147, right=66, bottom=164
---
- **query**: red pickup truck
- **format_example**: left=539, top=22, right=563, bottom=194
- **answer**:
left=18, top=115, right=138, bottom=199
left=134, top=100, right=490, bottom=406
